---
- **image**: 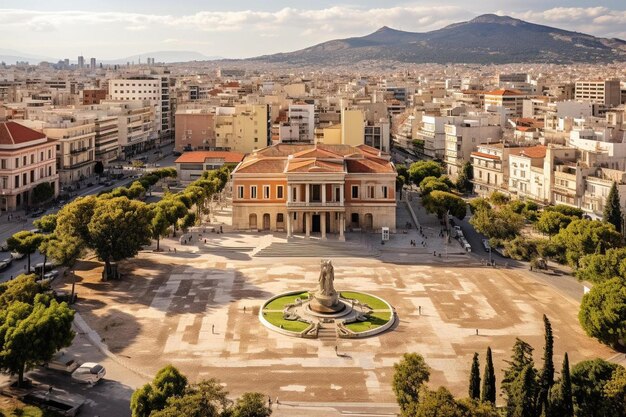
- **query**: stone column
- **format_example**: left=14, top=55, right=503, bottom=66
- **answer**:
left=287, top=212, right=293, bottom=238
left=340, top=185, right=344, bottom=205
left=305, top=184, right=310, bottom=203
left=339, top=212, right=345, bottom=241
left=322, top=183, right=326, bottom=205
left=321, top=212, right=327, bottom=240
left=287, top=185, right=292, bottom=203
left=305, top=212, right=311, bottom=238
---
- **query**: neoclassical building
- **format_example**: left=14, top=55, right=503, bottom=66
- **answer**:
left=231, top=144, right=397, bottom=239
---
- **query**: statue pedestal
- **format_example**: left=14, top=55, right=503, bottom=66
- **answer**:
left=310, top=291, right=345, bottom=314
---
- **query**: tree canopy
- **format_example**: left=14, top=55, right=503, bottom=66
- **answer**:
left=392, top=353, right=431, bottom=416
left=551, top=219, right=623, bottom=268
left=579, top=277, right=626, bottom=348
left=603, top=182, right=623, bottom=234
left=7, top=230, right=44, bottom=271
left=422, top=190, right=467, bottom=220
left=409, top=161, right=444, bottom=186
left=571, top=359, right=621, bottom=417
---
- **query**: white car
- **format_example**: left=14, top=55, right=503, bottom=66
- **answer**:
left=71, top=362, right=106, bottom=385
left=10, top=251, right=25, bottom=260
left=36, top=270, right=59, bottom=284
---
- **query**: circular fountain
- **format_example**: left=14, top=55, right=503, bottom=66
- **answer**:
left=260, top=260, right=395, bottom=339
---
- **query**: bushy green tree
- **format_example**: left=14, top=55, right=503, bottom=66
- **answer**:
left=150, top=205, right=171, bottom=251
left=231, top=392, right=272, bottom=417
left=579, top=278, right=626, bottom=348
left=392, top=353, right=431, bottom=416
left=481, top=347, right=496, bottom=404
left=419, top=176, right=452, bottom=196
left=576, top=247, right=626, bottom=283
left=88, top=197, right=153, bottom=280
left=603, top=182, right=623, bottom=234
left=0, top=294, right=74, bottom=386
left=535, top=211, right=574, bottom=238
left=414, top=386, right=465, bottom=417
left=503, top=236, right=542, bottom=261
left=31, top=182, right=54, bottom=205
left=422, top=190, right=467, bottom=220
left=131, top=365, right=189, bottom=417
left=508, top=365, right=537, bottom=417
left=571, top=359, right=620, bottom=417
left=489, top=191, right=510, bottom=206
left=55, top=195, right=98, bottom=244
left=545, top=204, right=584, bottom=219
left=409, top=161, right=443, bottom=186
left=604, top=367, right=626, bottom=417
left=7, top=230, right=44, bottom=272
left=469, top=352, right=481, bottom=400
left=552, top=219, right=623, bottom=268
left=548, top=353, right=574, bottom=417
left=33, top=213, right=57, bottom=233
left=470, top=206, right=524, bottom=240
left=0, top=274, right=44, bottom=309
left=468, top=197, right=491, bottom=214
left=456, top=161, right=474, bottom=194
left=502, top=339, right=536, bottom=402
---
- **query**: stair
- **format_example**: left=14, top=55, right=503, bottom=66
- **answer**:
left=254, top=239, right=378, bottom=258
left=317, top=325, right=337, bottom=341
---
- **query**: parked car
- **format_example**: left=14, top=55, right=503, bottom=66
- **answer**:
left=11, top=251, right=25, bottom=260
left=0, top=241, right=8, bottom=251
left=39, top=270, right=59, bottom=283
left=29, top=208, right=46, bottom=218
left=45, top=352, right=80, bottom=374
left=482, top=239, right=491, bottom=252
left=0, top=257, right=11, bottom=271
left=71, top=362, right=106, bottom=385
left=30, top=262, right=57, bottom=275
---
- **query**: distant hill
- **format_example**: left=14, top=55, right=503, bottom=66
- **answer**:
left=102, top=51, right=222, bottom=64
left=0, top=48, right=56, bottom=64
left=251, top=14, right=626, bottom=65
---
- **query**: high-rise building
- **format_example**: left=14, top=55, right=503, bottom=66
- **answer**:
left=574, top=79, right=621, bottom=107
left=90, top=58, right=96, bottom=70
left=77, top=56, right=84, bottom=68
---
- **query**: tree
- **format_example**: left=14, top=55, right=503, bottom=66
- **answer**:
left=603, top=182, right=622, bottom=234
left=546, top=205, right=584, bottom=219
left=537, top=315, right=555, bottom=415
left=604, top=367, right=626, bottom=417
left=149, top=379, right=232, bottom=417
left=7, top=230, right=44, bottom=272
left=470, top=207, right=524, bottom=240
left=178, top=212, right=197, bottom=234
left=409, top=160, right=443, bottom=186
left=508, top=365, right=537, bottom=417
left=231, top=392, right=272, bottom=417
left=552, top=219, right=623, bottom=268
left=31, top=182, right=54, bottom=205
left=579, top=278, right=626, bottom=348
left=0, top=294, right=74, bottom=386
left=571, top=359, right=620, bottom=417
left=0, top=274, right=44, bottom=309
left=33, top=213, right=57, bottom=233
left=55, top=196, right=98, bottom=244
left=392, top=353, right=431, bottom=416
left=456, top=398, right=499, bottom=417
left=535, top=211, right=573, bottom=238
left=489, top=191, right=510, bottom=206
left=469, top=352, right=481, bottom=400
left=131, top=365, right=188, bottom=417
left=94, top=160, right=104, bottom=176
left=419, top=176, right=451, bottom=196
left=576, top=248, right=626, bottom=283
left=502, top=338, right=535, bottom=402
left=88, top=197, right=153, bottom=280
left=548, top=353, right=574, bottom=417
left=481, top=347, right=496, bottom=404
left=456, top=161, right=474, bottom=194
left=414, top=386, right=465, bottom=417
left=468, top=197, right=491, bottom=214
left=503, top=236, right=541, bottom=262
left=422, top=190, right=467, bottom=220
left=151, top=205, right=171, bottom=252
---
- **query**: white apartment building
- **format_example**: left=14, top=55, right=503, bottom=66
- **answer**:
left=108, top=74, right=171, bottom=140
left=282, top=103, right=315, bottom=143
left=484, top=89, right=528, bottom=118
left=575, top=79, right=621, bottom=107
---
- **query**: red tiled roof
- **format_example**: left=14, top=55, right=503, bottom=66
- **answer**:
left=286, top=159, right=344, bottom=173
left=519, top=145, right=547, bottom=159
left=236, top=159, right=286, bottom=174
left=175, top=151, right=245, bottom=164
left=346, top=158, right=395, bottom=174
left=471, top=151, right=500, bottom=160
left=0, top=121, right=46, bottom=145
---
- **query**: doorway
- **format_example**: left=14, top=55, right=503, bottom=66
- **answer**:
left=263, top=213, right=270, bottom=230
left=312, top=214, right=321, bottom=233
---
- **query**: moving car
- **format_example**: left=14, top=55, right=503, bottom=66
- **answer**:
left=10, top=251, right=25, bottom=260
left=37, top=270, right=59, bottom=284
left=71, top=362, right=106, bottom=385
left=0, top=257, right=12, bottom=271
left=482, top=239, right=491, bottom=252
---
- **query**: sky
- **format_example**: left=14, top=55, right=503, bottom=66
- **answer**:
left=1, top=1, right=626, bottom=60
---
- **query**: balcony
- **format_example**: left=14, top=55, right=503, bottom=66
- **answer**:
left=70, top=147, right=90, bottom=154
left=287, top=201, right=344, bottom=208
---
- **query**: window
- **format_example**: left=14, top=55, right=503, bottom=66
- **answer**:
left=277, top=185, right=284, bottom=199
left=14, top=175, right=19, bottom=187
left=277, top=213, right=284, bottom=223
left=15, top=158, right=19, bottom=168
left=48, top=166, right=52, bottom=176
left=351, top=185, right=359, bottom=199
left=250, top=186, right=257, bottom=199
left=40, top=152, right=43, bottom=161
left=23, top=156, right=26, bottom=165
left=367, top=185, right=375, bottom=199
left=263, top=185, right=270, bottom=199
left=237, top=186, right=244, bottom=199
left=1, top=177, right=6, bottom=188
left=30, top=155, right=34, bottom=164
left=382, top=186, right=388, bottom=199
left=0, top=159, right=5, bottom=169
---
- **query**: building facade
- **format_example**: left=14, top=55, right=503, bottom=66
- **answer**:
left=231, top=144, right=397, bottom=238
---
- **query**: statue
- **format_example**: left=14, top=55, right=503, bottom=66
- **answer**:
left=318, top=259, right=335, bottom=296
left=310, top=259, right=344, bottom=313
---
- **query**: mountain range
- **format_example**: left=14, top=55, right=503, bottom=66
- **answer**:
left=0, top=49, right=221, bottom=65
left=252, top=14, right=626, bottom=65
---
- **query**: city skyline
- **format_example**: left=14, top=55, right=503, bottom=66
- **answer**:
left=1, top=1, right=626, bottom=60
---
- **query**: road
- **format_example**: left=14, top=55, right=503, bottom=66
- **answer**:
left=0, top=144, right=176, bottom=283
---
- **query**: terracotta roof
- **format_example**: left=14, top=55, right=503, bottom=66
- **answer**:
left=291, top=147, right=342, bottom=159
left=471, top=151, right=500, bottom=160
left=286, top=159, right=345, bottom=173
left=0, top=121, right=46, bottom=146
left=519, top=145, right=547, bottom=159
left=484, top=89, right=524, bottom=96
left=175, top=151, right=245, bottom=164
left=235, top=158, right=286, bottom=174
left=346, top=158, right=395, bottom=174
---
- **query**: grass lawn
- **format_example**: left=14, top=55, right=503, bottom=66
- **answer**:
left=345, top=311, right=392, bottom=333
left=262, top=312, right=310, bottom=332
left=264, top=292, right=309, bottom=310
left=340, top=291, right=389, bottom=310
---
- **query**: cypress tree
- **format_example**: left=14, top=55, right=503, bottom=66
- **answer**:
left=469, top=352, right=481, bottom=400
left=481, top=347, right=496, bottom=404
left=537, top=315, right=555, bottom=413
left=510, top=365, right=537, bottom=417
left=560, top=353, right=573, bottom=417
left=603, top=182, right=623, bottom=234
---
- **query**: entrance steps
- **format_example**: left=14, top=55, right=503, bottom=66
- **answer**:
left=317, top=326, right=337, bottom=341
left=254, top=238, right=378, bottom=258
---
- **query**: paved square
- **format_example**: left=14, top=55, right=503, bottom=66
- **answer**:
left=71, top=238, right=613, bottom=403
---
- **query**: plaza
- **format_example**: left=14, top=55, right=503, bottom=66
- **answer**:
left=66, top=226, right=614, bottom=404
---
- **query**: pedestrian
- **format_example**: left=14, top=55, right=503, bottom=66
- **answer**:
left=268, top=396, right=272, bottom=407
left=48, top=385, right=53, bottom=394
left=204, top=239, right=207, bottom=243
left=476, top=329, right=479, bottom=335
left=243, top=306, right=246, bottom=313
left=418, top=306, right=421, bottom=315
left=212, top=324, right=215, bottom=334
left=220, top=225, right=223, bottom=233
left=276, top=397, right=279, bottom=406
left=174, top=247, right=177, bottom=253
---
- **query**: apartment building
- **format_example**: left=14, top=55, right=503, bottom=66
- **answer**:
left=484, top=89, right=528, bottom=118
left=282, top=103, right=315, bottom=143
left=231, top=104, right=270, bottom=153
left=83, top=89, right=107, bottom=105
left=108, top=74, right=171, bottom=137
left=93, top=114, right=119, bottom=164
left=175, top=109, right=216, bottom=151
left=471, top=143, right=520, bottom=197
left=0, top=122, right=58, bottom=211
left=574, top=79, right=621, bottom=107
left=175, top=151, right=244, bottom=182
left=231, top=143, right=397, bottom=238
